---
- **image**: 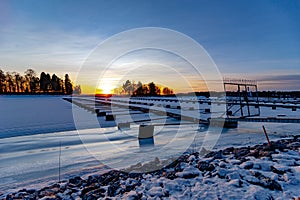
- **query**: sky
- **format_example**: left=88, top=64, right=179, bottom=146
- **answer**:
left=0, top=0, right=299, bottom=93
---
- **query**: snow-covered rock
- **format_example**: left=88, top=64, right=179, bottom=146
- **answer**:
left=176, top=166, right=201, bottom=178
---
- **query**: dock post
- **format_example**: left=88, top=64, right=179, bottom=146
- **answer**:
left=97, top=111, right=106, bottom=117
left=105, top=114, right=115, bottom=121
left=118, top=122, right=130, bottom=130
left=138, top=124, right=154, bottom=147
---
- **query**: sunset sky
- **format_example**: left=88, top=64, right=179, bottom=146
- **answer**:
left=0, top=0, right=299, bottom=93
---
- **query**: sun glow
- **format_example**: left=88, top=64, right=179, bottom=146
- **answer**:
left=97, top=78, right=119, bottom=94
left=99, top=84, right=114, bottom=94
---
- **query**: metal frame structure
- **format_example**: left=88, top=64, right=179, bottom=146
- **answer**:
left=224, top=79, right=260, bottom=118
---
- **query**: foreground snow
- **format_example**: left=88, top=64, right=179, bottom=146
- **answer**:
left=3, top=137, right=300, bottom=200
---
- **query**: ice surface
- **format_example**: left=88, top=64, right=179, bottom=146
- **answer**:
left=0, top=96, right=299, bottom=194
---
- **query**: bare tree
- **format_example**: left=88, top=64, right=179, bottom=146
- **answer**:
left=6, top=72, right=14, bottom=92
left=25, top=69, right=36, bottom=92
left=12, top=72, right=21, bottom=93
left=64, top=74, right=73, bottom=94
left=0, top=69, right=5, bottom=93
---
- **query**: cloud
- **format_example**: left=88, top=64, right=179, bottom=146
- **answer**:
left=256, top=74, right=300, bottom=81
left=223, top=72, right=300, bottom=91
left=257, top=74, right=300, bottom=91
left=2, top=25, right=298, bottom=92
left=0, top=24, right=105, bottom=78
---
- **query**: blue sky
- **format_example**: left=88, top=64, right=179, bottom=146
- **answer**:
left=0, top=0, right=299, bottom=92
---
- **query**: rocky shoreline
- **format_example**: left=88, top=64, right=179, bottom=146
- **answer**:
left=3, top=136, right=300, bottom=200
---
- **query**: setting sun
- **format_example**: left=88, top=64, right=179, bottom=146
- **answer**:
left=97, top=78, right=119, bottom=94
left=99, top=84, right=113, bottom=94
left=101, top=85, right=113, bottom=94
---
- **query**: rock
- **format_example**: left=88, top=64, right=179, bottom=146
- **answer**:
left=148, top=186, right=164, bottom=197
left=233, top=147, right=250, bottom=159
left=15, top=191, right=28, bottom=198
left=84, top=188, right=106, bottom=199
left=228, top=159, right=241, bottom=165
left=253, top=163, right=261, bottom=169
left=126, top=190, right=139, bottom=200
left=162, top=171, right=177, bottom=180
left=283, top=173, right=299, bottom=185
left=67, top=183, right=77, bottom=188
left=175, top=166, right=201, bottom=179
left=243, top=175, right=260, bottom=184
left=251, top=187, right=274, bottom=200
left=226, top=172, right=241, bottom=180
left=205, top=150, right=223, bottom=159
left=81, top=186, right=98, bottom=197
left=177, top=154, right=190, bottom=163
left=107, top=183, right=119, bottom=197
left=164, top=180, right=183, bottom=192
left=271, top=142, right=286, bottom=151
left=39, top=196, right=57, bottom=200
left=63, top=189, right=72, bottom=195
left=87, top=175, right=98, bottom=185
left=223, top=147, right=234, bottom=155
left=69, top=176, right=83, bottom=186
left=260, top=177, right=282, bottom=191
left=219, top=161, right=227, bottom=168
left=259, top=162, right=272, bottom=171
left=240, top=161, right=253, bottom=169
left=287, top=142, right=300, bottom=151
left=188, top=155, right=195, bottom=162
left=227, top=179, right=242, bottom=187
left=270, top=166, right=286, bottom=175
left=128, top=172, right=141, bottom=179
left=217, top=168, right=228, bottom=178
left=56, top=192, right=71, bottom=200
left=250, top=171, right=282, bottom=191
left=59, top=182, right=68, bottom=190
left=71, top=192, right=80, bottom=199
left=101, top=170, right=122, bottom=185
left=26, top=189, right=36, bottom=194
left=197, top=161, right=215, bottom=172
left=259, top=150, right=274, bottom=158
left=38, top=189, right=57, bottom=197
left=247, top=150, right=260, bottom=158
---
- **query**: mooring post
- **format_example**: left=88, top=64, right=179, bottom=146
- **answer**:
left=138, top=124, right=154, bottom=146
left=262, top=125, right=271, bottom=146
left=105, top=114, right=115, bottom=121
left=118, top=122, right=130, bottom=130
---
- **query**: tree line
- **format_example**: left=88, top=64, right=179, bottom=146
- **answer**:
left=113, top=80, right=174, bottom=96
left=0, top=68, right=81, bottom=95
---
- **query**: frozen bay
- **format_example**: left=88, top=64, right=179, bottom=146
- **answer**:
left=0, top=96, right=299, bottom=194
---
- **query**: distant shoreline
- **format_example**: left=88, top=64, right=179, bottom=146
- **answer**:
left=0, top=92, right=70, bottom=96
left=2, top=90, right=300, bottom=98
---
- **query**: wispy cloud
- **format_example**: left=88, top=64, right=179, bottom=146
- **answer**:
left=223, top=72, right=300, bottom=91
left=0, top=24, right=104, bottom=78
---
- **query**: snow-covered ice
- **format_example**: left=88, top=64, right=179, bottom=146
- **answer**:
left=0, top=95, right=299, bottom=198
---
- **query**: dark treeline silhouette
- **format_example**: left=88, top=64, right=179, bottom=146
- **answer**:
left=0, top=68, right=81, bottom=95
left=225, top=91, right=300, bottom=99
left=169, top=91, right=300, bottom=99
left=113, top=80, right=174, bottom=96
